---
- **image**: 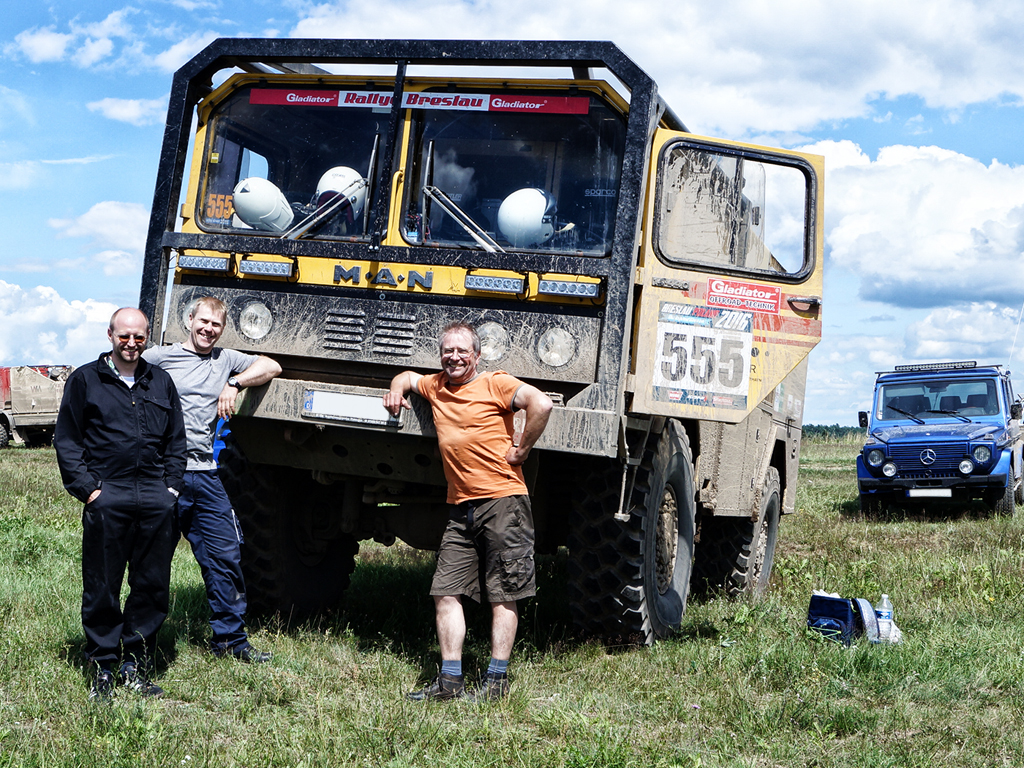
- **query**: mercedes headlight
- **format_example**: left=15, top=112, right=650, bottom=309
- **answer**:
left=959, top=459, right=975, bottom=474
left=866, top=449, right=885, bottom=468
left=972, top=445, right=992, bottom=464
left=239, top=301, right=273, bottom=341
left=537, top=327, right=576, bottom=368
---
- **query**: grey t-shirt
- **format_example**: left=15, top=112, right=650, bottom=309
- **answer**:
left=143, top=343, right=258, bottom=471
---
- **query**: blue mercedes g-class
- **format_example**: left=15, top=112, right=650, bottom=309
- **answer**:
left=857, top=361, right=1023, bottom=514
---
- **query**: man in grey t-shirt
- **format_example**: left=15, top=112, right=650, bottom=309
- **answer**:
left=143, top=296, right=281, bottom=662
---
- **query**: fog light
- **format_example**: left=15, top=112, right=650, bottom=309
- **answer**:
left=959, top=459, right=975, bottom=474
left=882, top=462, right=897, bottom=478
left=537, top=327, right=576, bottom=368
left=866, top=449, right=885, bottom=467
left=477, top=322, right=509, bottom=362
left=239, top=301, right=273, bottom=341
left=972, top=445, right=992, bottom=464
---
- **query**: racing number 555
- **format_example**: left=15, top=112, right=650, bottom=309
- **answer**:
left=654, top=324, right=751, bottom=397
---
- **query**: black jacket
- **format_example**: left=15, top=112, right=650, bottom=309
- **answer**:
left=55, top=354, right=187, bottom=503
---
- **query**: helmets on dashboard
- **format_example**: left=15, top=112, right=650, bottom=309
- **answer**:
left=231, top=177, right=294, bottom=232
left=497, top=187, right=556, bottom=248
left=315, top=166, right=367, bottom=223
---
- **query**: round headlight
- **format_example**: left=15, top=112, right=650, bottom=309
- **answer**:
left=882, top=462, right=897, bottom=478
left=239, top=301, right=273, bottom=341
left=866, top=449, right=885, bottom=467
left=477, top=322, right=509, bottom=363
left=959, top=459, right=975, bottom=474
left=537, top=327, right=576, bottom=368
left=972, top=445, right=992, bottom=464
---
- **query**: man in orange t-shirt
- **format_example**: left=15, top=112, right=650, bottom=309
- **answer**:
left=384, top=322, right=552, bottom=702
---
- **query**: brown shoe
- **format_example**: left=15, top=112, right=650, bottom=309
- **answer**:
left=407, top=672, right=466, bottom=701
left=468, top=672, right=509, bottom=702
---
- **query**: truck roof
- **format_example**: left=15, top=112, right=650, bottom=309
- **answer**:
left=874, top=361, right=1007, bottom=383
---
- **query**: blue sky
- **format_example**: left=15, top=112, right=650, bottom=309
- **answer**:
left=3, top=0, right=1024, bottom=425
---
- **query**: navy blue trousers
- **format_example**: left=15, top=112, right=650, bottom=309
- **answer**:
left=177, top=470, right=250, bottom=653
left=81, top=479, right=177, bottom=668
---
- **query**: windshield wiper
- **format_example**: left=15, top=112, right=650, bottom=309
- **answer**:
left=887, top=406, right=925, bottom=425
left=926, top=409, right=972, bottom=423
left=422, top=185, right=505, bottom=252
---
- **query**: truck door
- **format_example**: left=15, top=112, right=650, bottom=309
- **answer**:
left=631, top=132, right=824, bottom=423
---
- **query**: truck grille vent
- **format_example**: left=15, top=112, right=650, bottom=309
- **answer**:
left=891, top=442, right=967, bottom=475
left=324, top=308, right=367, bottom=351
left=372, top=312, right=418, bottom=357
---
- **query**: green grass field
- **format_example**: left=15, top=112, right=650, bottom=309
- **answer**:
left=2, top=438, right=1024, bottom=767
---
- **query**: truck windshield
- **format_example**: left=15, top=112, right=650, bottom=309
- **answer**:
left=198, top=85, right=387, bottom=239
left=401, top=91, right=626, bottom=256
left=876, top=379, right=1000, bottom=421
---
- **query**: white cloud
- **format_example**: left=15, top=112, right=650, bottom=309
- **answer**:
left=11, top=26, right=74, bottom=63
left=49, top=201, right=150, bottom=256
left=906, top=302, right=1022, bottom=362
left=73, top=37, right=115, bottom=68
left=799, top=140, right=1024, bottom=308
left=152, top=31, right=219, bottom=73
left=0, top=281, right=117, bottom=367
left=87, top=97, right=166, bottom=126
left=0, top=85, right=33, bottom=128
left=0, top=161, right=40, bottom=190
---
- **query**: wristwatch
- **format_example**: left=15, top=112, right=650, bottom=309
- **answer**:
left=227, top=376, right=244, bottom=390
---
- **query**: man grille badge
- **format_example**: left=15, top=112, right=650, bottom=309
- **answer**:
left=920, top=449, right=937, bottom=465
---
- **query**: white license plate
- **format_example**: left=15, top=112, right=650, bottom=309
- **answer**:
left=907, top=488, right=952, bottom=498
left=301, top=389, right=401, bottom=427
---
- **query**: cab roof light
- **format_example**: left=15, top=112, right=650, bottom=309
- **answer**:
left=464, top=274, right=524, bottom=294
left=537, top=279, right=601, bottom=298
left=178, top=254, right=231, bottom=271
left=892, top=361, right=978, bottom=372
left=238, top=258, right=294, bottom=277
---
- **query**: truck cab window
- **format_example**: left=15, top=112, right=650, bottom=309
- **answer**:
left=402, top=92, right=626, bottom=256
left=198, top=85, right=385, bottom=240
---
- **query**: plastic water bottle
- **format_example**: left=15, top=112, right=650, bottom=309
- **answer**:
left=875, top=594, right=893, bottom=642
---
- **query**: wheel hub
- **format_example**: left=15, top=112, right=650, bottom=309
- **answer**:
left=656, top=486, right=679, bottom=594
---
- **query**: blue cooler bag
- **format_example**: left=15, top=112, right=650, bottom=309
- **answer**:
left=807, top=595, right=879, bottom=646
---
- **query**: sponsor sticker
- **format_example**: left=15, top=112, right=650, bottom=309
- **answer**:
left=249, top=89, right=590, bottom=114
left=706, top=278, right=781, bottom=314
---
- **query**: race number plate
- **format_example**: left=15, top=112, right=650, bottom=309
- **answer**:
left=651, top=303, right=752, bottom=410
left=301, top=389, right=401, bottom=427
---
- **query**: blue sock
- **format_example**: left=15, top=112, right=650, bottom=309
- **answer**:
left=487, top=658, right=508, bottom=676
left=441, top=659, right=462, bottom=677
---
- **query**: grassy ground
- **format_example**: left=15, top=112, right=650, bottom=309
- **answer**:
left=2, top=438, right=1024, bottom=766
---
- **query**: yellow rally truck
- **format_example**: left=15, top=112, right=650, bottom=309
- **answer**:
left=141, top=39, right=823, bottom=643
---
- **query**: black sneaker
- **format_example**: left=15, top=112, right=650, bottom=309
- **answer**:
left=468, top=672, right=509, bottom=703
left=215, top=645, right=273, bottom=663
left=119, top=662, right=165, bottom=698
left=89, top=669, right=115, bottom=703
left=407, top=672, right=466, bottom=701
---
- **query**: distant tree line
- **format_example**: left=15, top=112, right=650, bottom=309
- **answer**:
left=803, top=424, right=864, bottom=441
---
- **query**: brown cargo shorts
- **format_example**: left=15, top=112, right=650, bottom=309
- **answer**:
left=430, top=494, right=536, bottom=603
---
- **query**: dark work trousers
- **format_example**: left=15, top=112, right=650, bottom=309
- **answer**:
left=177, top=470, right=249, bottom=653
left=81, top=479, right=178, bottom=670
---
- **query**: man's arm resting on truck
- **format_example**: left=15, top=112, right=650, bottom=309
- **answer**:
left=507, top=384, right=553, bottom=466
left=218, top=355, right=283, bottom=419
left=383, top=371, right=423, bottom=416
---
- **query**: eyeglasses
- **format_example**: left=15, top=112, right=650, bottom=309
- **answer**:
left=116, top=334, right=147, bottom=344
left=441, top=349, right=475, bottom=359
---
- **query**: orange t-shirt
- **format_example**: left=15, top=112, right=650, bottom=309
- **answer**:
left=417, top=370, right=528, bottom=504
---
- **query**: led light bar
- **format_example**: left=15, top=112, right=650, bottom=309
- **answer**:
left=238, top=258, right=294, bottom=277
left=893, top=361, right=977, bottom=372
left=538, top=279, right=600, bottom=298
left=464, top=274, right=524, bottom=294
left=178, top=255, right=230, bottom=271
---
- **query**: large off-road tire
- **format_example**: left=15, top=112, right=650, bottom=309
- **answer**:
left=692, top=467, right=781, bottom=598
left=0, top=421, right=9, bottom=450
left=994, top=478, right=1016, bottom=517
left=1015, top=471, right=1023, bottom=506
left=218, top=437, right=358, bottom=622
left=567, top=421, right=696, bottom=644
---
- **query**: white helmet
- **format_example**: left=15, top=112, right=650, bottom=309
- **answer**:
left=232, top=177, right=294, bottom=232
left=497, top=188, right=556, bottom=248
left=315, top=166, right=367, bottom=223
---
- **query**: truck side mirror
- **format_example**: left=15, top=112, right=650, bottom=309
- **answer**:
left=858, top=411, right=869, bottom=428
left=1011, top=402, right=1022, bottom=421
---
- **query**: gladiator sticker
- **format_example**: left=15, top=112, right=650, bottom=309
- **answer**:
left=706, top=278, right=781, bottom=314
left=249, top=89, right=589, bottom=114
left=652, top=302, right=752, bottom=410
